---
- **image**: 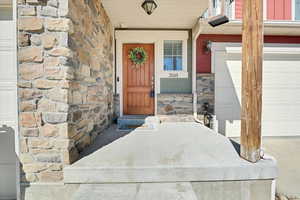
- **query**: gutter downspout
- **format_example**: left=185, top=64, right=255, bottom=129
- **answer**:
left=192, top=21, right=203, bottom=124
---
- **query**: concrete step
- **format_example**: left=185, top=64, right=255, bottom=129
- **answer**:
left=117, top=115, right=160, bottom=130
left=158, top=114, right=201, bottom=122
left=23, top=180, right=275, bottom=200
left=71, top=182, right=198, bottom=200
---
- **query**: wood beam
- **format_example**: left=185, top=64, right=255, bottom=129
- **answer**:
left=240, top=0, right=264, bottom=162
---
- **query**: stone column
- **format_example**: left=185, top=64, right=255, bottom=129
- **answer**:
left=18, top=0, right=76, bottom=183
left=18, top=0, right=114, bottom=184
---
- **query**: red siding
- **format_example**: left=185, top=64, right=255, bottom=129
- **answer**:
left=235, top=0, right=292, bottom=20
left=235, top=0, right=243, bottom=19
left=196, top=35, right=300, bottom=73
left=267, top=0, right=292, bottom=20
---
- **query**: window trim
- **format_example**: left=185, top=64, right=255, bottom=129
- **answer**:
left=160, top=39, right=188, bottom=78
left=292, top=0, right=300, bottom=20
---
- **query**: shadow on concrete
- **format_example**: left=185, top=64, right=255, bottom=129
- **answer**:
left=229, top=139, right=241, bottom=155
left=79, top=124, right=132, bottom=159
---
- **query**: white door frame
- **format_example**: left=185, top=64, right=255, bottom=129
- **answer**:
left=115, top=30, right=189, bottom=117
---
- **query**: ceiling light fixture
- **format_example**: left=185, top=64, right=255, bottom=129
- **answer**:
left=141, top=0, right=158, bottom=15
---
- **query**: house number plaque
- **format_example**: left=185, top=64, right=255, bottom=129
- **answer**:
left=168, top=73, right=179, bottom=78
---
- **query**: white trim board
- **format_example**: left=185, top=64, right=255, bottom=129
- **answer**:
left=115, top=30, right=189, bottom=117
left=211, top=42, right=300, bottom=51
left=225, top=47, right=300, bottom=54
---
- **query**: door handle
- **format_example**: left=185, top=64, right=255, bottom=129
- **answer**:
left=150, top=75, right=155, bottom=98
left=151, top=77, right=155, bottom=88
left=149, top=90, right=155, bottom=98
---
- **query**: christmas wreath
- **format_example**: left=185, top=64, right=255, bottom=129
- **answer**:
left=128, top=47, right=148, bottom=68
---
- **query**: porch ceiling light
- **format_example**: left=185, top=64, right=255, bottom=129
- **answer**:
left=142, top=0, right=158, bottom=15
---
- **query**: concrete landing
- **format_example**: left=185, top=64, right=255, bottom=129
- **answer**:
left=117, top=116, right=160, bottom=130
left=263, top=137, right=300, bottom=198
left=64, top=123, right=277, bottom=184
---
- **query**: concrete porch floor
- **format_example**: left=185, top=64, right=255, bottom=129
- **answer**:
left=64, top=122, right=277, bottom=183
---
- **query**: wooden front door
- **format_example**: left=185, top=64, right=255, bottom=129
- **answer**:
left=123, top=44, right=155, bottom=115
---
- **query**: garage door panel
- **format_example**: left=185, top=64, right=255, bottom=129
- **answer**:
left=0, top=21, right=13, bottom=39
left=263, top=88, right=300, bottom=104
left=262, top=104, right=299, bottom=120
left=262, top=122, right=300, bottom=136
left=217, top=104, right=300, bottom=121
left=0, top=51, right=15, bottom=81
left=263, top=73, right=297, bottom=87
left=0, top=87, right=17, bottom=123
left=215, top=43, right=300, bottom=137
left=219, top=120, right=300, bottom=137
left=264, top=54, right=300, bottom=61
left=263, top=60, right=300, bottom=73
left=263, top=72, right=300, bottom=83
left=220, top=62, right=300, bottom=88
left=218, top=57, right=300, bottom=88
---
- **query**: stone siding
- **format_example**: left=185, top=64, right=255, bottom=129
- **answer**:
left=276, top=194, right=300, bottom=200
left=68, top=0, right=114, bottom=154
left=18, top=0, right=113, bottom=184
left=196, top=73, right=215, bottom=114
left=157, top=94, right=193, bottom=115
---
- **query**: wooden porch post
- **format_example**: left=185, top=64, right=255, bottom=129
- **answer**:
left=240, top=0, right=264, bottom=162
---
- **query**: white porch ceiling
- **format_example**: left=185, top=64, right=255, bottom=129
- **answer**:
left=102, top=0, right=209, bottom=29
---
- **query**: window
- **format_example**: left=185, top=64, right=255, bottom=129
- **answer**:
left=163, top=40, right=183, bottom=71
left=295, top=0, right=300, bottom=20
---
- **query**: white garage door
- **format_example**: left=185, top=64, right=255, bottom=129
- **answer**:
left=0, top=1, right=17, bottom=199
left=214, top=42, right=300, bottom=137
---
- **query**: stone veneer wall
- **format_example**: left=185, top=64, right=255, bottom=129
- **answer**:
left=156, top=74, right=214, bottom=116
left=68, top=0, right=114, bottom=154
left=18, top=0, right=113, bottom=183
left=113, top=94, right=120, bottom=118
left=157, top=94, right=193, bottom=115
left=197, top=73, right=215, bottom=114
